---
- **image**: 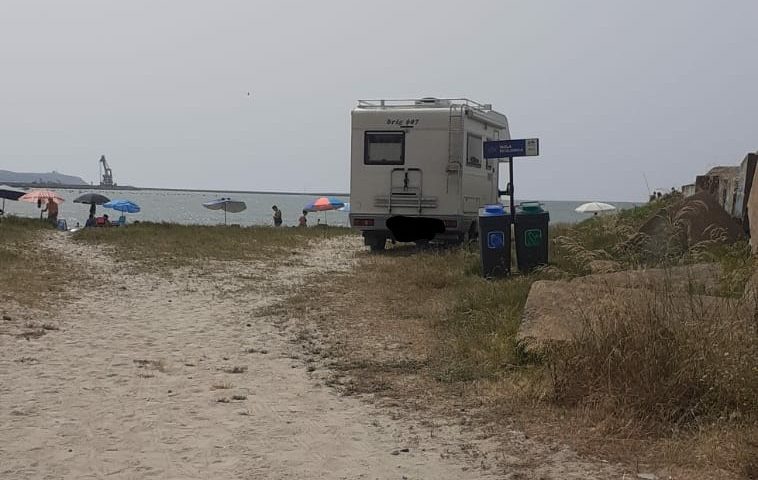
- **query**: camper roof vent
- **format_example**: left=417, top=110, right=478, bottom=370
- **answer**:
left=414, top=97, right=451, bottom=107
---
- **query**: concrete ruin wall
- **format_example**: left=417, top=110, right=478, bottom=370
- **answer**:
left=686, top=153, right=757, bottom=242
left=695, top=174, right=719, bottom=197
left=734, top=153, right=757, bottom=233
left=695, top=166, right=741, bottom=218
left=749, top=162, right=758, bottom=253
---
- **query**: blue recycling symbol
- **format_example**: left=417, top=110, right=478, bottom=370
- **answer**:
left=487, top=231, right=505, bottom=249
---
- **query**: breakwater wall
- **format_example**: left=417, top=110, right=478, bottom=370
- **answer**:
left=680, top=152, right=757, bottom=238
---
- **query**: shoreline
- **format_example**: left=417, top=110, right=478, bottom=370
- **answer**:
left=0, top=182, right=349, bottom=197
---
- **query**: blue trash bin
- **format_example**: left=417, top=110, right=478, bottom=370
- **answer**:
left=478, top=204, right=512, bottom=278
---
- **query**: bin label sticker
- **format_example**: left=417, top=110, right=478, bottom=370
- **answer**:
left=487, top=231, right=505, bottom=249
left=524, top=229, right=542, bottom=247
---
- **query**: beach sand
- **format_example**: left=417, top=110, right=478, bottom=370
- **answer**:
left=0, top=232, right=626, bottom=479
left=1, top=232, right=510, bottom=479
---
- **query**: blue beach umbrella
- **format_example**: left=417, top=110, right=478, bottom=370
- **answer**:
left=104, top=200, right=141, bottom=224
left=104, top=200, right=141, bottom=213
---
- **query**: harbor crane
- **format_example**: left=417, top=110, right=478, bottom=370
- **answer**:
left=98, top=155, right=116, bottom=187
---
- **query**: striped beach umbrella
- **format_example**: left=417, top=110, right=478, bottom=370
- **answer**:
left=304, top=197, right=345, bottom=226
left=304, top=197, right=345, bottom=212
left=19, top=189, right=64, bottom=204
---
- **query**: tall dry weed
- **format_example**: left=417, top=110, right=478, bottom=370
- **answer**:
left=548, top=285, right=757, bottom=431
left=552, top=200, right=743, bottom=276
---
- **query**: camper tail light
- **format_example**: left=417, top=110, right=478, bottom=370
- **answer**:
left=444, top=219, right=457, bottom=229
left=352, top=218, right=374, bottom=227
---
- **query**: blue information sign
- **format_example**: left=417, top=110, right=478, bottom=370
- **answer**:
left=483, top=138, right=539, bottom=159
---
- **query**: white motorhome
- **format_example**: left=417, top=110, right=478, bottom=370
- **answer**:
left=349, top=97, right=510, bottom=250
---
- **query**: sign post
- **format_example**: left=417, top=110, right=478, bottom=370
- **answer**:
left=483, top=138, right=540, bottom=218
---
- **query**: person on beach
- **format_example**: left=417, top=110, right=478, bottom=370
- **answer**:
left=85, top=214, right=95, bottom=227
left=43, top=200, right=59, bottom=224
left=298, top=210, right=308, bottom=227
left=272, top=205, right=282, bottom=227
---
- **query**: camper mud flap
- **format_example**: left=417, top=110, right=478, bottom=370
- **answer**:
left=386, top=216, right=445, bottom=243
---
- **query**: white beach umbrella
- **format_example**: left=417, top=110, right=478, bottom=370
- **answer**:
left=575, top=202, right=616, bottom=214
left=202, top=197, right=247, bottom=225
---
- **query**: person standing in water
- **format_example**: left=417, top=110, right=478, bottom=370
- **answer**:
left=272, top=205, right=282, bottom=227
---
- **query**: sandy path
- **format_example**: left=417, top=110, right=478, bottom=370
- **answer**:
left=0, top=234, right=508, bottom=479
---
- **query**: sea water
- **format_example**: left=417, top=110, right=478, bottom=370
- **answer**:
left=4, top=188, right=640, bottom=228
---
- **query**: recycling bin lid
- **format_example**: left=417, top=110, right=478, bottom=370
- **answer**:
left=479, top=204, right=507, bottom=216
left=517, top=201, right=545, bottom=214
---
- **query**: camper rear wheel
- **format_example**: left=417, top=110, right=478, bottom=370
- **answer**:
left=367, top=236, right=386, bottom=251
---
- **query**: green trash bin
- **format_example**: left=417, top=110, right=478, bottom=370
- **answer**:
left=514, top=202, right=549, bottom=272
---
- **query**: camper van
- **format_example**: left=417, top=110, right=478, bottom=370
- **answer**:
left=349, top=97, right=510, bottom=250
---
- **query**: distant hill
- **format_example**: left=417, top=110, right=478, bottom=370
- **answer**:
left=0, top=169, right=88, bottom=185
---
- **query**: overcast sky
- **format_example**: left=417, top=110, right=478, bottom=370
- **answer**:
left=1, top=1, right=756, bottom=201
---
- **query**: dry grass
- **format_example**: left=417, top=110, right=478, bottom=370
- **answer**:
left=548, top=290, right=756, bottom=426
left=283, top=243, right=542, bottom=377
left=11, top=198, right=747, bottom=476
left=542, top=212, right=755, bottom=477
left=278, top=243, right=549, bottom=422
left=73, top=222, right=355, bottom=269
left=543, top=223, right=756, bottom=478
left=278, top=201, right=756, bottom=478
left=0, top=216, right=79, bottom=309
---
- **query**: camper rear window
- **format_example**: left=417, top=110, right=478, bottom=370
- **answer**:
left=364, top=132, right=405, bottom=165
left=467, top=134, right=483, bottom=168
